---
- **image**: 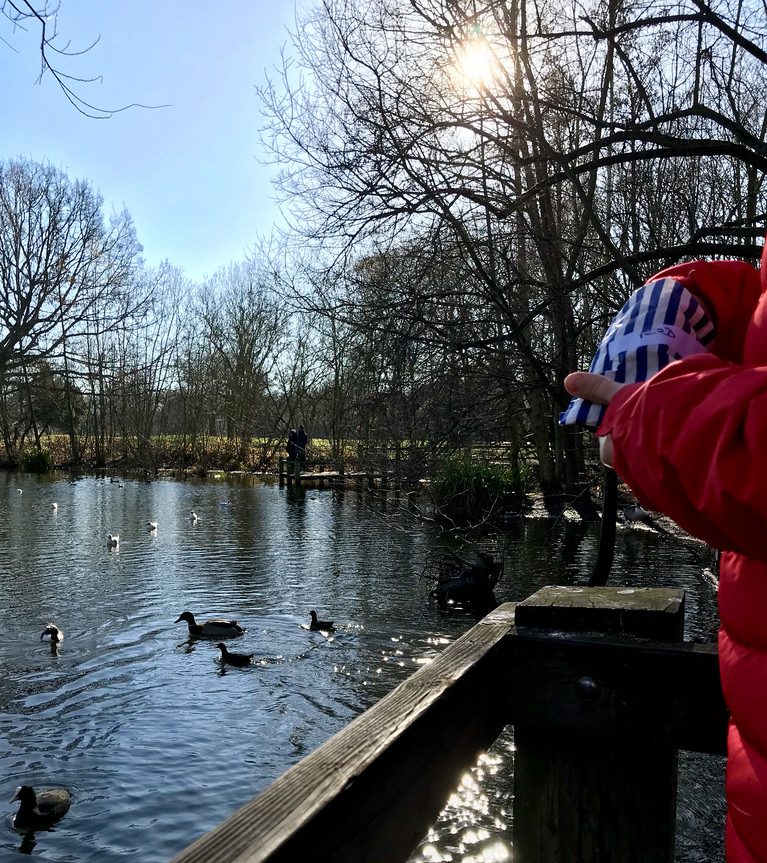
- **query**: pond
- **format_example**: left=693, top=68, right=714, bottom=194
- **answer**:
left=0, top=473, right=723, bottom=862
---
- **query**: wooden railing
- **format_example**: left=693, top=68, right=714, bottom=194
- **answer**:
left=172, top=586, right=728, bottom=863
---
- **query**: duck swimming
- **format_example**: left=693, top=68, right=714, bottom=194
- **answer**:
left=309, top=610, right=335, bottom=632
left=147, top=521, right=158, bottom=531
left=11, top=785, right=71, bottom=829
left=106, top=534, right=119, bottom=548
left=189, top=510, right=198, bottom=521
left=175, top=611, right=245, bottom=638
left=216, top=642, right=253, bottom=666
left=40, top=624, right=63, bottom=644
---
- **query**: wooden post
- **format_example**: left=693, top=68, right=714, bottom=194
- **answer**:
left=511, top=586, right=685, bottom=863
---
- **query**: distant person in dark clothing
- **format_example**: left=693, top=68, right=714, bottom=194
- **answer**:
left=286, top=428, right=298, bottom=462
left=297, top=424, right=308, bottom=468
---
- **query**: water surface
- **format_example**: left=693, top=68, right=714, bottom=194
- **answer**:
left=0, top=474, right=723, bottom=861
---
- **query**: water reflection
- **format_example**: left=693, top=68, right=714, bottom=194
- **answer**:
left=418, top=745, right=514, bottom=863
left=0, top=472, right=723, bottom=862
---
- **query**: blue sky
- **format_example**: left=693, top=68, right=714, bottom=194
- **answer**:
left=2, top=2, right=307, bottom=282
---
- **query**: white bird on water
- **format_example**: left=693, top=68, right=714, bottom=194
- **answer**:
left=147, top=521, right=158, bottom=531
left=107, top=534, right=119, bottom=548
left=51, top=502, right=58, bottom=510
left=190, top=510, right=198, bottom=521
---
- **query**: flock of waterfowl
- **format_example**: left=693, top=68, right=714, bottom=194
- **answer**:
left=9, top=488, right=338, bottom=842
left=173, top=609, right=335, bottom=666
left=98, top=510, right=200, bottom=549
left=16, top=602, right=336, bottom=833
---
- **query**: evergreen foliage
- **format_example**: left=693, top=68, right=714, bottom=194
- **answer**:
left=431, top=457, right=533, bottom=524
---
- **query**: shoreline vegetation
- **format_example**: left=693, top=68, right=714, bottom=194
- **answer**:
left=3, top=439, right=706, bottom=549
left=5, top=434, right=543, bottom=525
left=7, top=433, right=539, bottom=481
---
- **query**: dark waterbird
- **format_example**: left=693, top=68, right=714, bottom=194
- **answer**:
left=309, top=610, right=335, bottom=632
left=40, top=624, right=63, bottom=644
left=216, top=642, right=253, bottom=667
left=175, top=611, right=245, bottom=639
left=623, top=504, right=653, bottom=525
left=431, top=551, right=502, bottom=614
left=40, top=623, right=64, bottom=655
left=11, top=785, right=71, bottom=830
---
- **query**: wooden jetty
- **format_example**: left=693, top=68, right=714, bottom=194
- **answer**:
left=172, top=585, right=727, bottom=863
left=278, top=457, right=392, bottom=489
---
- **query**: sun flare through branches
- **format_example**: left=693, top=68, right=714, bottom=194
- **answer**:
left=454, top=35, right=498, bottom=94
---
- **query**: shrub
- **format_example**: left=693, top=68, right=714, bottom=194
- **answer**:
left=21, top=449, right=52, bottom=473
left=431, top=457, right=532, bottom=524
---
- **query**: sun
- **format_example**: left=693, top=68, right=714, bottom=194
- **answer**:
left=455, top=38, right=497, bottom=91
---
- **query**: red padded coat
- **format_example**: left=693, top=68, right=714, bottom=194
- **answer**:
left=598, top=255, right=767, bottom=862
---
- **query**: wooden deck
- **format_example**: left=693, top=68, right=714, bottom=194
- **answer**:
left=278, top=458, right=393, bottom=488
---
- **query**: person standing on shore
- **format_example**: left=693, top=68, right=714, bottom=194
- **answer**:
left=297, top=424, right=308, bottom=469
left=286, top=428, right=298, bottom=463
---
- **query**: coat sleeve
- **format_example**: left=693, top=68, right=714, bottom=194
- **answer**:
left=647, top=261, right=761, bottom=363
left=598, top=352, right=767, bottom=559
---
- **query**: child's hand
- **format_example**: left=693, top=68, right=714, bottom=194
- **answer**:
left=564, top=373, right=627, bottom=467
left=564, top=372, right=625, bottom=405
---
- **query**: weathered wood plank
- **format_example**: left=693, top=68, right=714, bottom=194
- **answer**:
left=172, top=604, right=517, bottom=863
left=506, top=632, right=727, bottom=754
left=516, top=585, right=685, bottom=640
left=513, top=586, right=689, bottom=863
left=514, top=732, right=678, bottom=863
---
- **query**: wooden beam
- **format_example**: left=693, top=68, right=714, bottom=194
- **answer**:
left=506, top=631, right=727, bottom=754
left=515, top=584, right=685, bottom=640
left=172, top=604, right=517, bottom=863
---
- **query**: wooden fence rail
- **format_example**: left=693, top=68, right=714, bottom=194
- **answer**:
left=172, top=587, right=728, bottom=863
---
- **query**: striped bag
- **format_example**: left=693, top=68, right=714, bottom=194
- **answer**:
left=559, top=277, right=716, bottom=427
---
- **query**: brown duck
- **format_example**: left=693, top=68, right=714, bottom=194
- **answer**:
left=175, top=611, right=245, bottom=639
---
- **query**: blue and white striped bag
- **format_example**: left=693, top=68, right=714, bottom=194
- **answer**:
left=559, top=278, right=715, bottom=427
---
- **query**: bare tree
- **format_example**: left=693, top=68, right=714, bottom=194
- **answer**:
left=0, top=158, right=144, bottom=370
left=259, top=0, right=767, bottom=491
left=109, top=263, right=186, bottom=473
left=2, top=0, right=163, bottom=117
left=0, top=157, right=147, bottom=463
left=198, top=261, right=288, bottom=467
